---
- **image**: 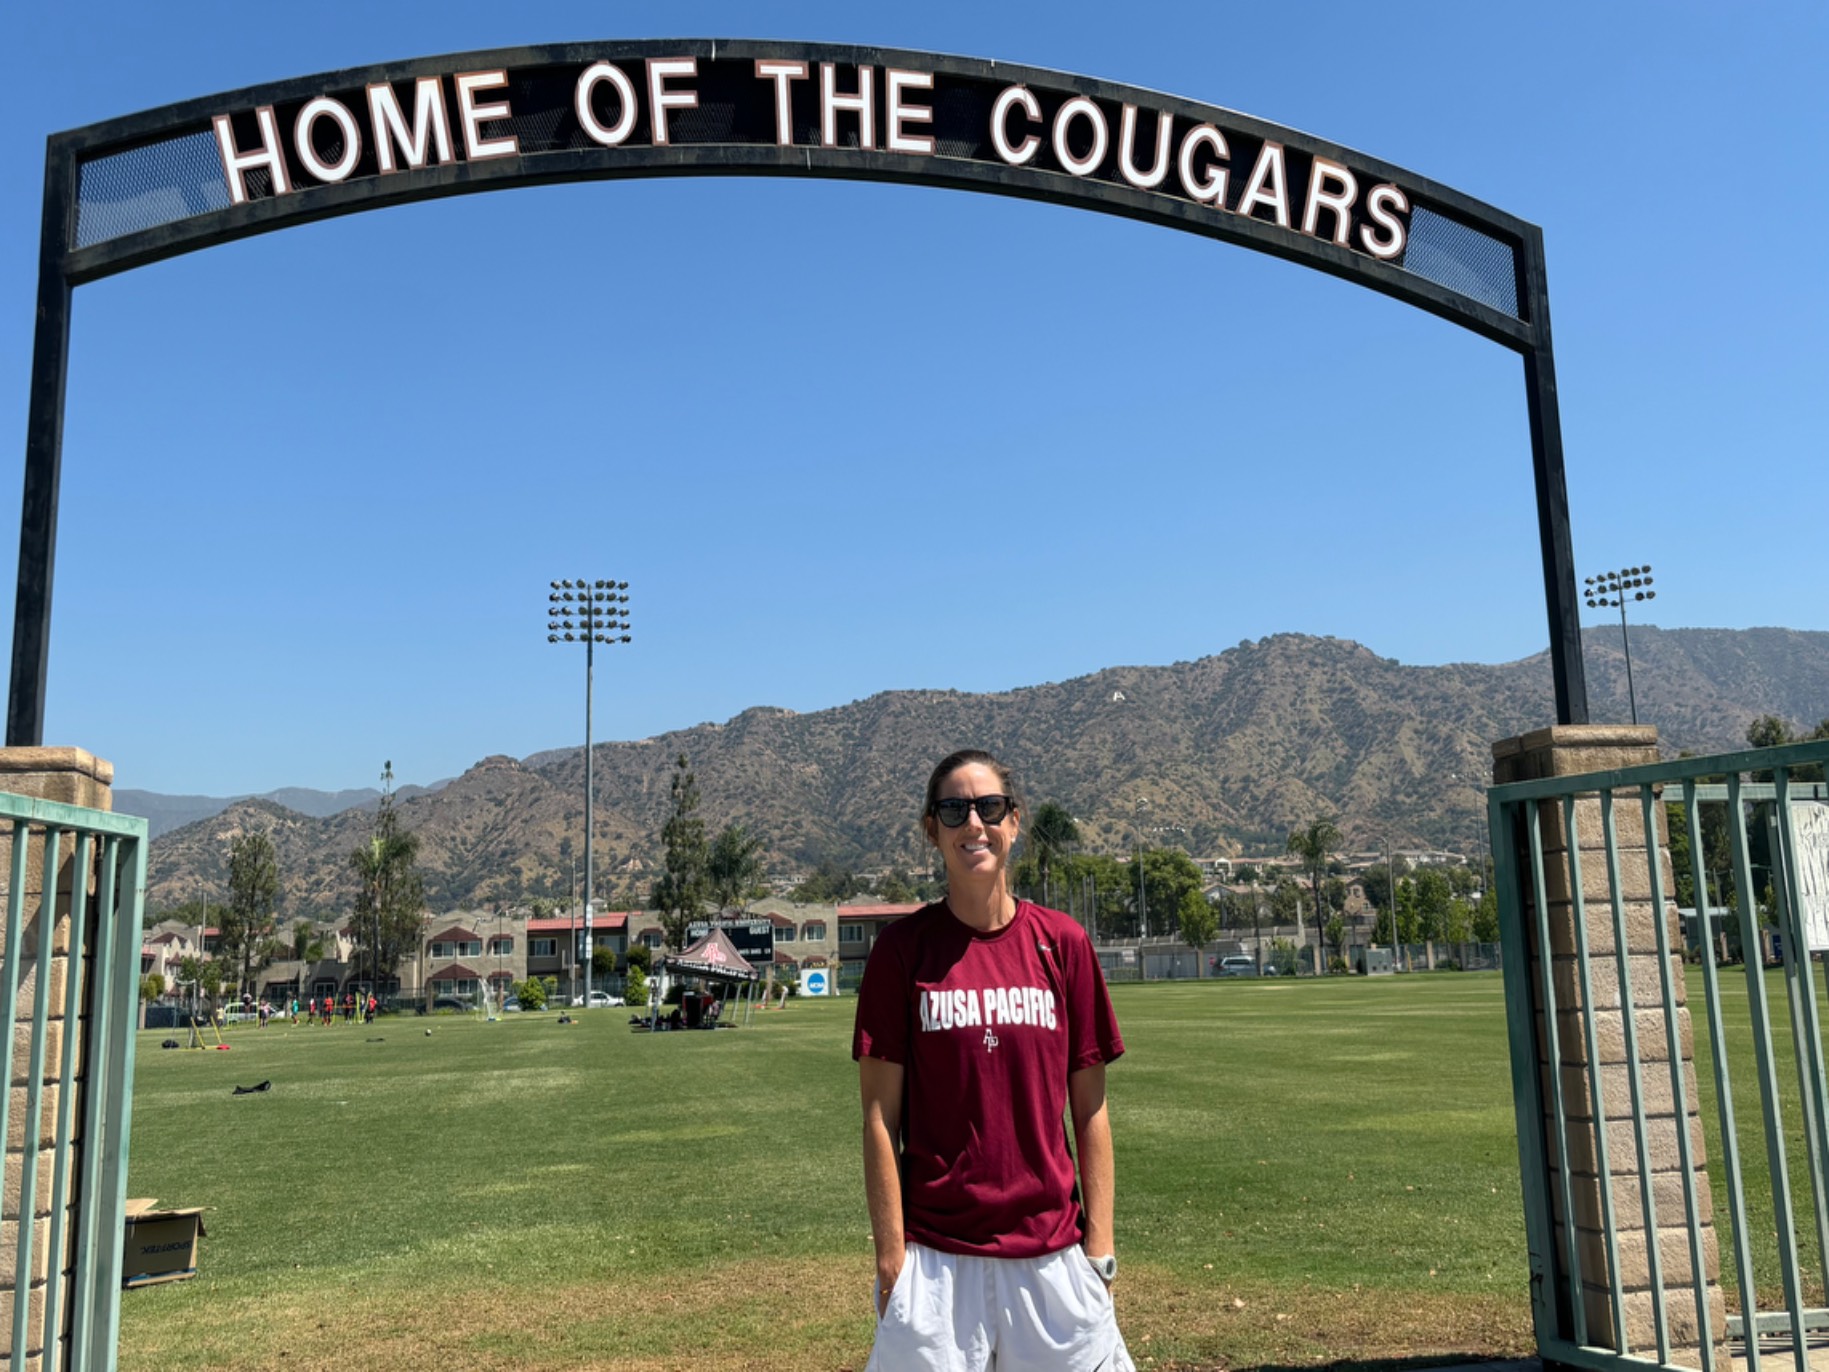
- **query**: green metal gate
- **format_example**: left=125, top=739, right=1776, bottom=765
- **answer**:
left=0, top=793, right=147, bottom=1370
left=1490, top=738, right=1829, bottom=1372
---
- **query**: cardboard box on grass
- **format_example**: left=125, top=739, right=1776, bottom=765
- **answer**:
left=122, top=1199, right=205, bottom=1288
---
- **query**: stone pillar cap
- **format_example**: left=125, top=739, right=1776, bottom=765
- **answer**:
left=1492, top=725, right=1658, bottom=762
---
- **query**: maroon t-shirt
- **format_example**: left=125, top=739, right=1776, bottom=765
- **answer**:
left=852, top=900, right=1124, bottom=1259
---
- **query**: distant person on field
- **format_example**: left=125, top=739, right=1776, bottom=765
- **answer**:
left=853, top=749, right=1132, bottom=1371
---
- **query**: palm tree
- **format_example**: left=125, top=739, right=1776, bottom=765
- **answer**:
left=292, top=919, right=325, bottom=1006
left=1028, top=803, right=1080, bottom=908
left=1286, top=817, right=1342, bottom=971
left=707, top=823, right=765, bottom=914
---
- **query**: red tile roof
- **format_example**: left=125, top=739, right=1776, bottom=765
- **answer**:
left=526, top=912, right=631, bottom=933
left=836, top=903, right=923, bottom=920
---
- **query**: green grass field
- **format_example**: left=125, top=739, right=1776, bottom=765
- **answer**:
left=118, top=977, right=1539, bottom=1371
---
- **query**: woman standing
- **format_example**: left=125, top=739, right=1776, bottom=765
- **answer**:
left=853, top=749, right=1133, bottom=1371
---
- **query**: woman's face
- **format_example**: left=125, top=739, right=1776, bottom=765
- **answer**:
left=926, top=761, right=1020, bottom=885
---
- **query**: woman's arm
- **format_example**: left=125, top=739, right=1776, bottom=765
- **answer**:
left=860, top=1055, right=907, bottom=1314
left=1069, top=1062, right=1116, bottom=1277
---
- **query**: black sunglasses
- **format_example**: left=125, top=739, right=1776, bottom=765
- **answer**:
left=931, top=795, right=1016, bottom=828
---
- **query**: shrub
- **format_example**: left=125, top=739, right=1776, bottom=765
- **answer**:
left=518, top=979, right=547, bottom=1011
left=625, top=966, right=648, bottom=1006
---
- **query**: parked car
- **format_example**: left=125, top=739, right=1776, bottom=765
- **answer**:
left=501, top=997, right=522, bottom=1013
left=571, top=990, right=624, bottom=1008
left=1216, top=955, right=1259, bottom=978
left=430, top=995, right=472, bottom=1012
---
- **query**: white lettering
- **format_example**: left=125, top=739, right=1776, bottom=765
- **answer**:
left=1236, top=140, right=1291, bottom=228
left=1359, top=182, right=1409, bottom=260
left=1118, top=104, right=1172, bottom=190
left=990, top=85, right=1041, bottom=166
left=963, top=988, right=982, bottom=1027
left=645, top=57, right=699, bottom=147
left=212, top=106, right=290, bottom=204
left=575, top=62, right=638, bottom=147
left=820, top=63, right=875, bottom=150
left=1044, top=989, right=1057, bottom=1030
left=367, top=78, right=453, bottom=174
left=1051, top=96, right=1108, bottom=177
left=991, top=986, right=1011, bottom=1025
left=950, top=988, right=967, bottom=1028
left=885, top=68, right=935, bottom=155
left=293, top=96, right=362, bottom=184
left=454, top=71, right=518, bottom=161
left=1302, top=156, right=1358, bottom=246
left=755, top=59, right=809, bottom=147
left=1176, top=123, right=1228, bottom=205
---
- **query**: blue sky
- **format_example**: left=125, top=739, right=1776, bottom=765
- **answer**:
left=3, top=3, right=1824, bottom=798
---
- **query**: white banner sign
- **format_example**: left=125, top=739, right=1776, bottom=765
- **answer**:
left=1793, top=801, right=1829, bottom=952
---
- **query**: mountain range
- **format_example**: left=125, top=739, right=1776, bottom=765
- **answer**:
left=137, top=626, right=1829, bottom=918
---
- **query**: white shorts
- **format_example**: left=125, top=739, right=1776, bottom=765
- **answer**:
left=866, top=1241, right=1136, bottom=1372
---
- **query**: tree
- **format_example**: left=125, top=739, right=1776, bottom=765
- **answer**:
left=1136, top=848, right=1204, bottom=939
left=140, top=972, right=165, bottom=1002
left=1265, top=937, right=1299, bottom=976
left=517, top=978, right=548, bottom=1011
left=1746, top=714, right=1829, bottom=781
left=1412, top=868, right=1454, bottom=942
left=292, top=918, right=325, bottom=966
left=706, top=823, right=764, bottom=914
left=624, top=943, right=653, bottom=974
left=650, top=754, right=709, bottom=951
left=220, top=830, right=280, bottom=996
left=1361, top=856, right=1409, bottom=915
left=624, top=963, right=648, bottom=1008
left=1287, top=818, right=1343, bottom=968
left=1324, top=917, right=1346, bottom=968
left=1178, top=891, right=1218, bottom=969
left=791, top=859, right=865, bottom=904
left=1052, top=852, right=1134, bottom=937
left=875, top=870, right=916, bottom=904
left=348, top=762, right=425, bottom=994
left=1027, top=803, right=1080, bottom=905
left=1472, top=885, right=1501, bottom=943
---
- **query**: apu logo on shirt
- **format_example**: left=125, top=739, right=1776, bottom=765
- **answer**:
left=919, top=985, right=1058, bottom=1033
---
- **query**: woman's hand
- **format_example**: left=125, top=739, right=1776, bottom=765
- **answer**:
left=876, top=1243, right=906, bottom=1316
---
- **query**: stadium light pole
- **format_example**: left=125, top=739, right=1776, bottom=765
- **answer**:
left=1584, top=565, right=1656, bottom=725
left=548, top=579, right=631, bottom=1009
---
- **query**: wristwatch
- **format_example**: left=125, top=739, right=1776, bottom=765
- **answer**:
left=1088, top=1252, right=1117, bottom=1282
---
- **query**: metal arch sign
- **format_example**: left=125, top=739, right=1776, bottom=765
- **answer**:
left=10, top=40, right=1588, bottom=741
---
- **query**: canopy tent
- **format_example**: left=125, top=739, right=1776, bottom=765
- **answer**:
left=660, top=928, right=762, bottom=983
left=645, top=928, right=761, bottom=1030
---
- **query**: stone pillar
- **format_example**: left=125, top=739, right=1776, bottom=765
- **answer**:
left=0, top=748, right=113, bottom=1372
left=1492, top=725, right=1725, bottom=1369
